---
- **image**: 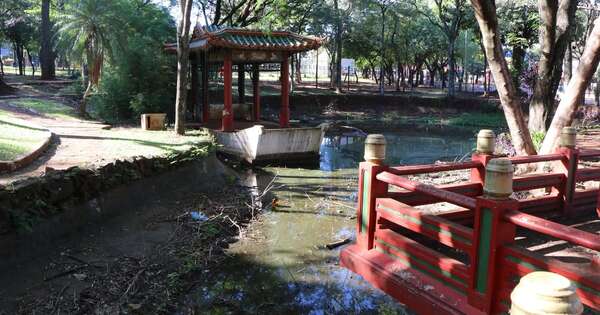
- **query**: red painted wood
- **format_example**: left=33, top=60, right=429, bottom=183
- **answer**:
left=279, top=52, right=290, bottom=127
left=388, top=161, right=481, bottom=176
left=512, top=173, right=564, bottom=191
left=507, top=153, right=564, bottom=164
left=499, top=245, right=600, bottom=310
left=377, top=172, right=477, bottom=210
left=376, top=198, right=473, bottom=252
left=518, top=194, right=562, bottom=214
left=340, top=244, right=484, bottom=315
left=388, top=182, right=482, bottom=207
left=470, top=153, right=492, bottom=183
left=201, top=51, right=210, bottom=123
left=468, top=197, right=518, bottom=313
left=503, top=210, right=600, bottom=251
left=576, top=168, right=600, bottom=182
left=579, top=149, right=600, bottom=158
left=596, top=189, right=600, bottom=217
left=222, top=50, right=234, bottom=132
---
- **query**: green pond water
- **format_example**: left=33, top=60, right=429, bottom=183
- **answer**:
left=185, top=124, right=477, bottom=314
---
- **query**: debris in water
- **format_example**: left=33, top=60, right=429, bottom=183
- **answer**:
left=190, top=211, right=208, bottom=221
left=323, top=238, right=352, bottom=250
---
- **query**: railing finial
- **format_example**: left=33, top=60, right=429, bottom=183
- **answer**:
left=511, top=271, right=583, bottom=315
left=364, top=134, right=386, bottom=165
left=560, top=126, right=577, bottom=148
left=483, top=158, right=513, bottom=199
left=477, top=129, right=495, bottom=154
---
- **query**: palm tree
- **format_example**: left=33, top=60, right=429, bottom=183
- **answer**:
left=57, top=0, right=123, bottom=116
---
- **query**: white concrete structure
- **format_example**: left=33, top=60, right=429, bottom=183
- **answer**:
left=211, top=124, right=328, bottom=164
left=300, top=49, right=330, bottom=78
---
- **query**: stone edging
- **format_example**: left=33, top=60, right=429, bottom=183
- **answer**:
left=0, top=130, right=53, bottom=173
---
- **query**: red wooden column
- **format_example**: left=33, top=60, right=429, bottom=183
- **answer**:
left=279, top=52, right=290, bottom=128
left=222, top=50, right=234, bottom=132
left=252, top=64, right=260, bottom=121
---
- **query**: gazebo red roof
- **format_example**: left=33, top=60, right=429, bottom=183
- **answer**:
left=165, top=25, right=322, bottom=53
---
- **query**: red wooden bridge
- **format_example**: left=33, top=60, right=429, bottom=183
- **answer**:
left=340, top=130, right=600, bottom=314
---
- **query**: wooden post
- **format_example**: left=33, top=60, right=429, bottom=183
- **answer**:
left=279, top=52, right=290, bottom=128
left=357, top=135, right=387, bottom=250
left=468, top=158, right=517, bottom=313
left=222, top=50, right=233, bottom=132
left=201, top=51, right=209, bottom=123
left=237, top=64, right=245, bottom=105
left=557, top=127, right=579, bottom=216
left=471, top=129, right=496, bottom=184
left=252, top=64, right=260, bottom=122
left=190, top=53, right=199, bottom=120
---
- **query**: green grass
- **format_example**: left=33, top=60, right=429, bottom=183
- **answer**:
left=8, top=98, right=78, bottom=119
left=443, top=112, right=506, bottom=128
left=0, top=110, right=50, bottom=161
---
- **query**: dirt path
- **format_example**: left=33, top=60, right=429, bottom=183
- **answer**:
left=0, top=97, right=208, bottom=185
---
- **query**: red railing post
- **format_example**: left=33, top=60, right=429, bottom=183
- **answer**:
left=555, top=127, right=580, bottom=217
left=468, top=158, right=518, bottom=313
left=471, top=129, right=495, bottom=184
left=356, top=135, right=388, bottom=250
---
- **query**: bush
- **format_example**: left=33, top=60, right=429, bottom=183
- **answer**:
left=88, top=3, right=176, bottom=123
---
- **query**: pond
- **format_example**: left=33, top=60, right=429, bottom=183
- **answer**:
left=185, top=124, right=477, bottom=314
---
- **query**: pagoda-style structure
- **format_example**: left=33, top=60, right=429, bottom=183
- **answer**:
left=166, top=26, right=326, bottom=164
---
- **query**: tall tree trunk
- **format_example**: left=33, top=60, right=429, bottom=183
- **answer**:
left=379, top=6, right=386, bottom=95
left=511, top=45, right=525, bottom=90
left=563, top=42, right=572, bottom=84
left=471, top=0, right=536, bottom=156
left=40, top=0, right=56, bottom=80
left=540, top=17, right=600, bottom=154
left=447, top=38, right=456, bottom=96
left=295, top=55, right=302, bottom=83
left=175, top=0, right=194, bottom=135
left=528, top=0, right=578, bottom=133
left=595, top=70, right=600, bottom=106
left=333, top=0, right=342, bottom=93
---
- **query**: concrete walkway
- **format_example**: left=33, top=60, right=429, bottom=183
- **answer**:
left=0, top=98, right=208, bottom=185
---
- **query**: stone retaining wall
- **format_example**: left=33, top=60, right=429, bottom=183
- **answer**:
left=0, top=145, right=214, bottom=235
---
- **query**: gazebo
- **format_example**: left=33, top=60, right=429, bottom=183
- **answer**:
left=167, top=25, right=322, bottom=131
left=166, top=26, right=327, bottom=164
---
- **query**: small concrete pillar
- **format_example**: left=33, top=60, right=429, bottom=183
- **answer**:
left=510, top=271, right=583, bottom=315
left=560, top=127, right=577, bottom=148
left=477, top=129, right=495, bottom=154
left=483, top=158, right=514, bottom=199
left=364, top=134, right=386, bottom=165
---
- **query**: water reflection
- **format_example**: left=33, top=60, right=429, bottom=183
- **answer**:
left=320, top=125, right=475, bottom=171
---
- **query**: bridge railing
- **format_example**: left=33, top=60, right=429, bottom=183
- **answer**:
left=349, top=128, right=600, bottom=314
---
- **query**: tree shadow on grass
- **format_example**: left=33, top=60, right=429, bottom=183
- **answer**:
left=57, top=134, right=212, bottom=152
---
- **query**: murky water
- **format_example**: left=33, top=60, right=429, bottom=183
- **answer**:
left=186, top=124, right=475, bottom=314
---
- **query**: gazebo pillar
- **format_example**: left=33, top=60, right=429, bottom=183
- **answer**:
left=222, top=50, right=234, bottom=132
left=201, top=51, right=209, bottom=123
left=190, top=53, right=199, bottom=120
left=279, top=52, right=290, bottom=128
left=238, top=64, right=245, bottom=104
left=252, top=64, right=260, bottom=121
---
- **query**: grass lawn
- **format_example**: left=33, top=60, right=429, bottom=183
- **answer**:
left=8, top=98, right=78, bottom=120
left=0, top=110, right=50, bottom=161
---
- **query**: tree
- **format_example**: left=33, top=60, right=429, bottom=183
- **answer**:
left=58, top=0, right=124, bottom=116
left=413, top=0, right=468, bottom=96
left=40, top=0, right=56, bottom=80
left=471, top=0, right=600, bottom=156
left=470, top=0, right=536, bottom=155
left=540, top=17, right=600, bottom=153
left=174, top=0, right=194, bottom=135
left=528, top=0, right=578, bottom=132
